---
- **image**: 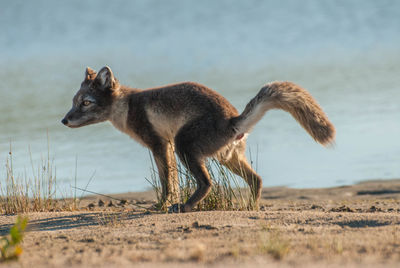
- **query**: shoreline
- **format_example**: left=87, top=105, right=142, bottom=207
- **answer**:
left=74, top=177, right=400, bottom=199
left=78, top=178, right=400, bottom=210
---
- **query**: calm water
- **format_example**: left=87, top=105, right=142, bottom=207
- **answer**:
left=1, top=0, right=399, bottom=195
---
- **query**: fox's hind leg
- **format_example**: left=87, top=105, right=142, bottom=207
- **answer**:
left=173, top=120, right=216, bottom=212
left=174, top=155, right=212, bottom=213
left=152, top=142, right=180, bottom=210
left=219, top=141, right=262, bottom=210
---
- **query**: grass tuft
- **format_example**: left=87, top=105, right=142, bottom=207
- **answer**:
left=259, top=225, right=290, bottom=260
left=0, top=137, right=74, bottom=214
left=147, top=155, right=252, bottom=212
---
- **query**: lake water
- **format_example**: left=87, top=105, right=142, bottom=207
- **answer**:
left=1, top=0, right=399, bottom=195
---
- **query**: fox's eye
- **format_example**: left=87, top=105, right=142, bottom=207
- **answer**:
left=82, top=100, right=91, bottom=106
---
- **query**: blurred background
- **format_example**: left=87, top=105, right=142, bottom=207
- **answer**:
left=1, top=0, right=399, bottom=195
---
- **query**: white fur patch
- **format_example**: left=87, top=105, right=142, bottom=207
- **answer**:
left=214, top=134, right=248, bottom=161
left=109, top=98, right=147, bottom=147
left=238, top=102, right=273, bottom=134
left=146, top=107, right=187, bottom=142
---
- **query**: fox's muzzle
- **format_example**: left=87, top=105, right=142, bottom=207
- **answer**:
left=62, top=107, right=80, bottom=128
left=61, top=115, right=75, bottom=127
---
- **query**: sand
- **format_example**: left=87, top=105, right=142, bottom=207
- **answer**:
left=0, top=179, right=399, bottom=267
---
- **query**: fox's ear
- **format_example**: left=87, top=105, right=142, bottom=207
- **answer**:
left=85, top=67, right=97, bottom=81
left=94, top=66, right=119, bottom=90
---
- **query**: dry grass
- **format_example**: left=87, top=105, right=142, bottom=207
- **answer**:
left=1, top=139, right=253, bottom=214
left=147, top=156, right=252, bottom=212
left=259, top=225, right=291, bottom=260
left=0, top=140, right=73, bottom=214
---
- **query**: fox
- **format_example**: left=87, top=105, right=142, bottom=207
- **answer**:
left=62, top=66, right=335, bottom=212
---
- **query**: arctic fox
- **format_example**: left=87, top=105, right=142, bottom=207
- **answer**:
left=62, top=66, right=335, bottom=212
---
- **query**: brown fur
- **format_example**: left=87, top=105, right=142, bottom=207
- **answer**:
left=62, top=66, right=336, bottom=212
left=236, top=81, right=336, bottom=146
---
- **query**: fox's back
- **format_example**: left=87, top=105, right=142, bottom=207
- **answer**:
left=143, top=82, right=238, bottom=118
left=129, top=82, right=238, bottom=142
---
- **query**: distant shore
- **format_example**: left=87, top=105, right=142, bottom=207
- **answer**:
left=0, top=179, right=399, bottom=268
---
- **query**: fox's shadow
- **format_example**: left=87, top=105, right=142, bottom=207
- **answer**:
left=0, top=212, right=151, bottom=235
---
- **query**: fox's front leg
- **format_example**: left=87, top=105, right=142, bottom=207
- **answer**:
left=152, top=142, right=180, bottom=210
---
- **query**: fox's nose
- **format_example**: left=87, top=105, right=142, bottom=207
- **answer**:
left=61, top=118, right=68, bottom=125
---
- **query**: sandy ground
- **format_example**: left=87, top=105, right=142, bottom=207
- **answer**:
left=1, top=179, right=400, bottom=267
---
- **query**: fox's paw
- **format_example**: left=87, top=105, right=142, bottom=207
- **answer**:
left=168, top=203, right=193, bottom=213
left=168, top=203, right=184, bottom=213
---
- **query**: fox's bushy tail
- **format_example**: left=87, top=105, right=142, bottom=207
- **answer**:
left=234, top=82, right=335, bottom=146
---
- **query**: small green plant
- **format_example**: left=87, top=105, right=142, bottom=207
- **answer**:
left=0, top=216, right=28, bottom=262
left=259, top=226, right=290, bottom=260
